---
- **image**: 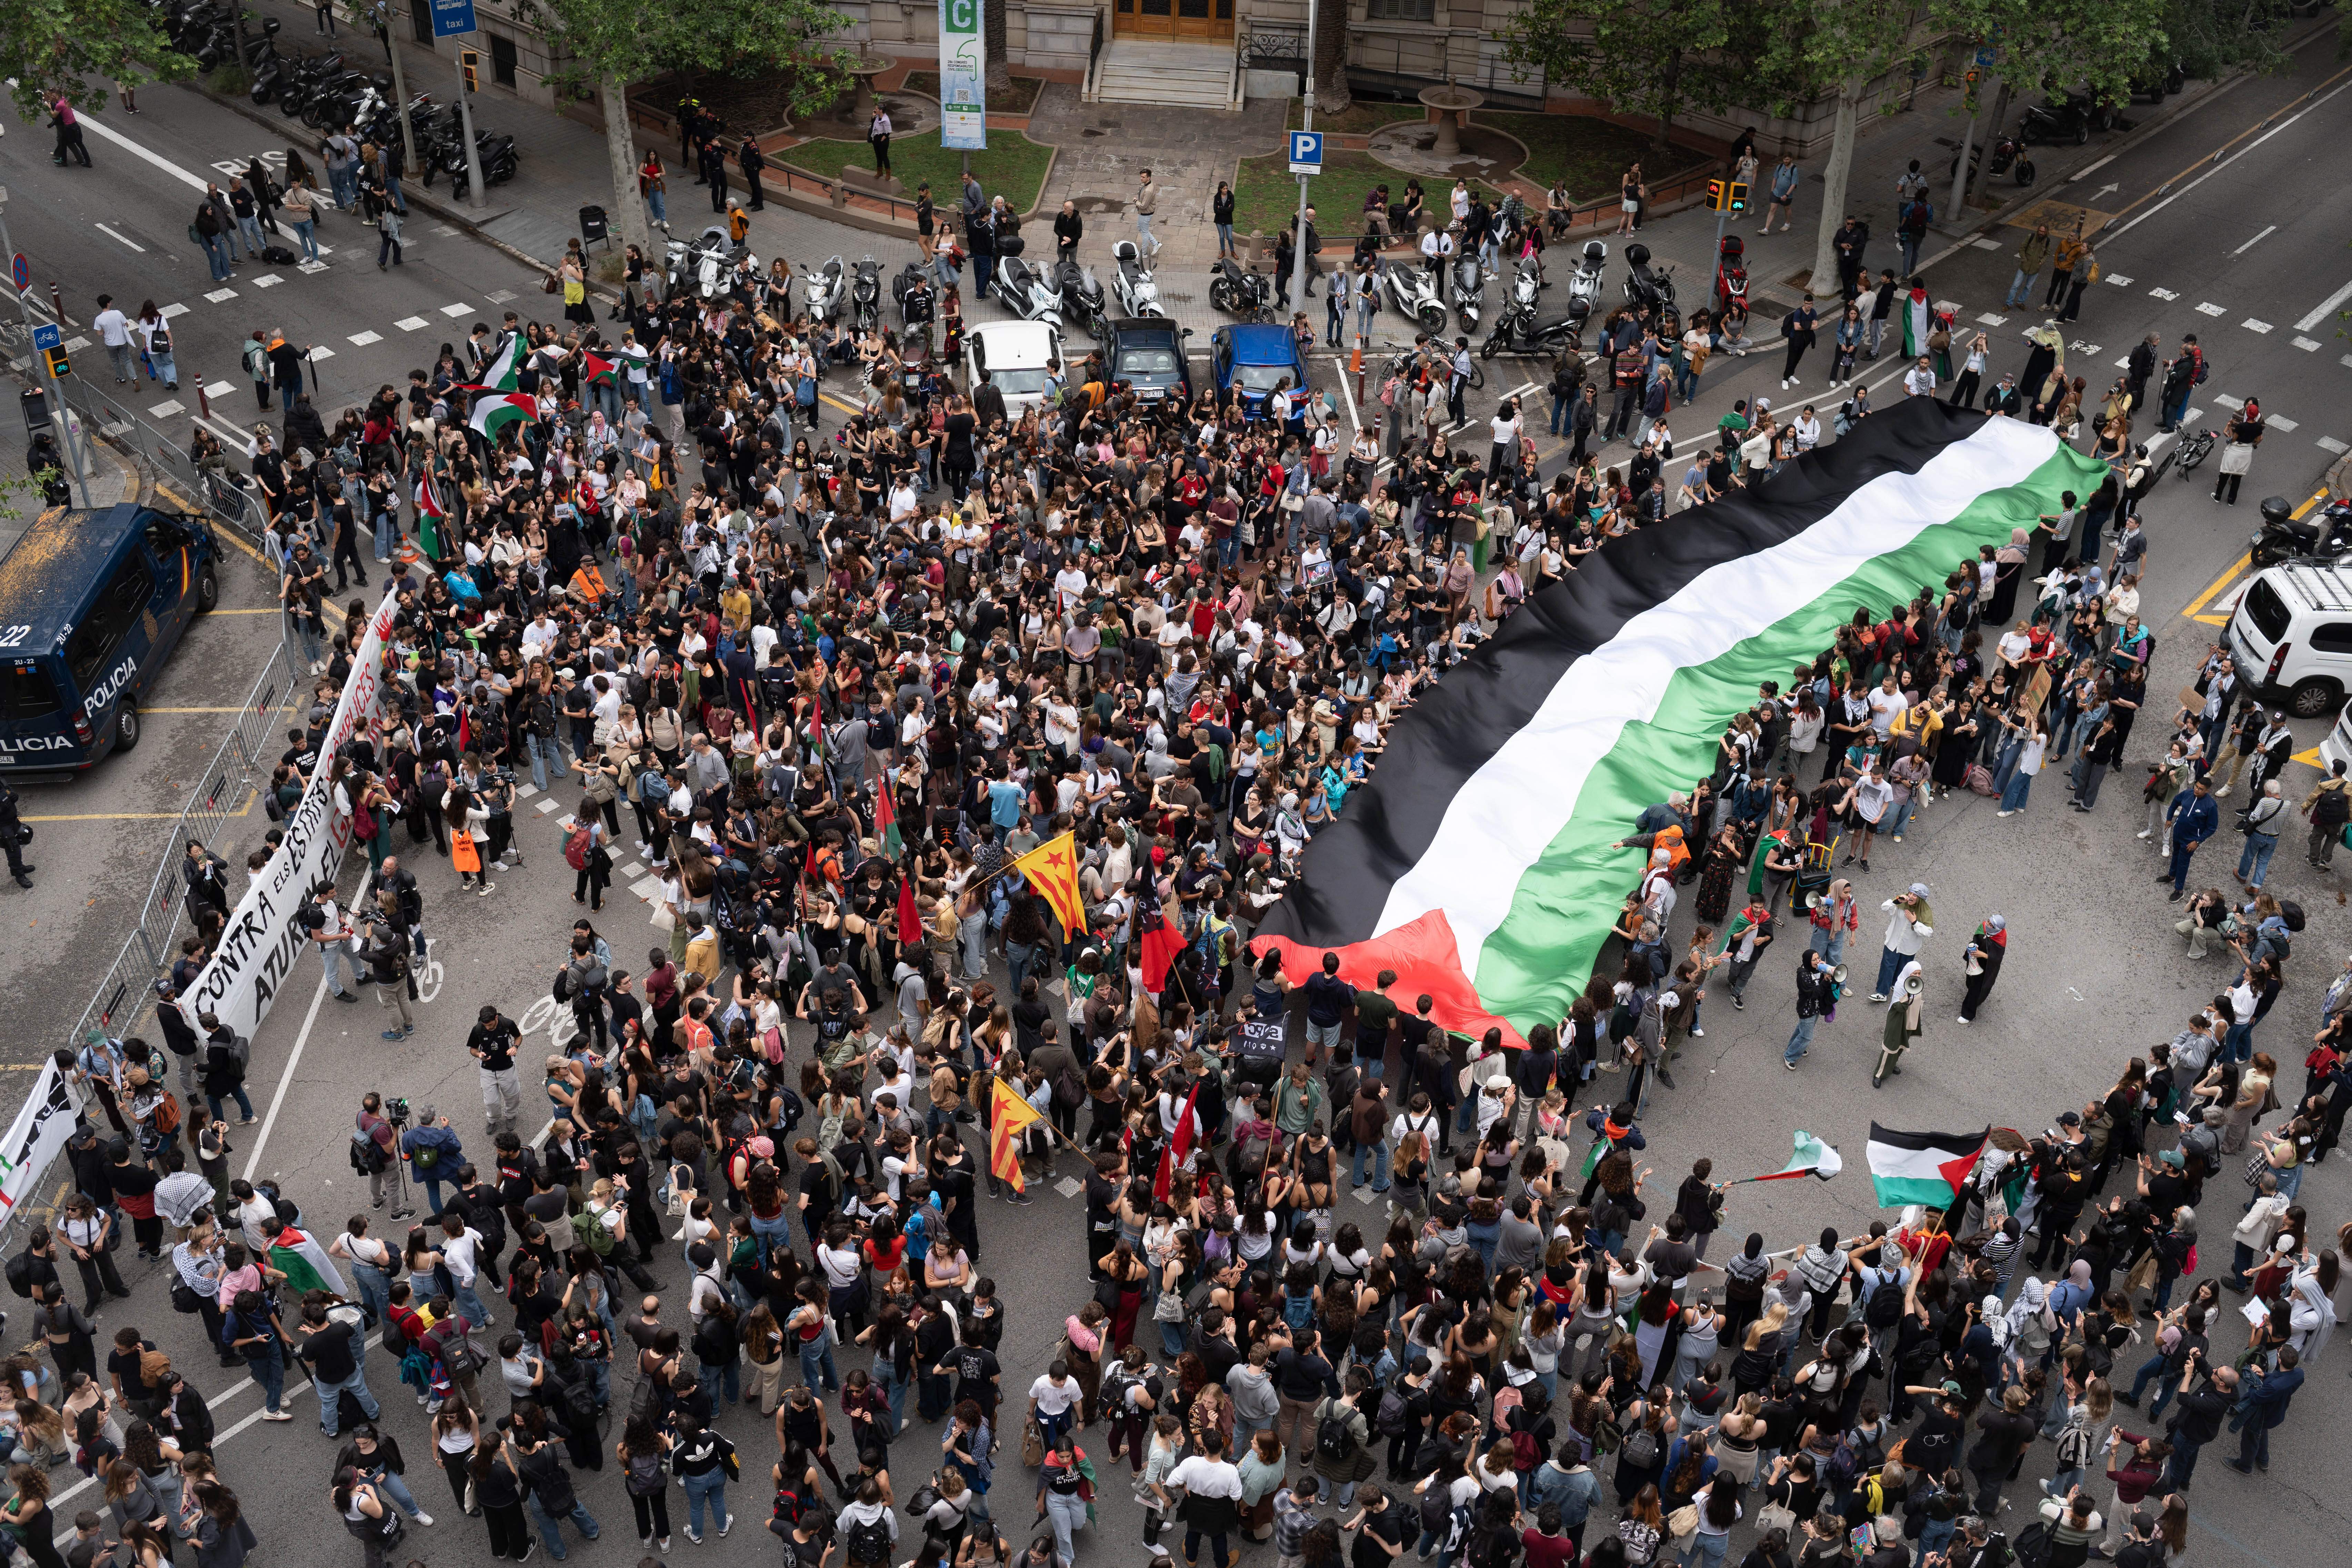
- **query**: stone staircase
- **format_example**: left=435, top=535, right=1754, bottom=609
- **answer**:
left=1090, top=39, right=1236, bottom=110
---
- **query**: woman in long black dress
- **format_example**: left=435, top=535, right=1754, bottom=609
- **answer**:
left=1984, top=528, right=2029, bottom=626
left=1958, top=915, right=2007, bottom=1022
left=1931, top=700, right=1980, bottom=800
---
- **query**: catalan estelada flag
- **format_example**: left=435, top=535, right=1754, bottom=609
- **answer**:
left=988, top=1077, right=1041, bottom=1193
left=1009, top=831, right=1085, bottom=937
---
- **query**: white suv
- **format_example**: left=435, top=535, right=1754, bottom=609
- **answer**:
left=2223, top=560, right=2352, bottom=720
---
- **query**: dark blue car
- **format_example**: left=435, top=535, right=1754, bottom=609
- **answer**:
left=1210, top=323, right=1310, bottom=416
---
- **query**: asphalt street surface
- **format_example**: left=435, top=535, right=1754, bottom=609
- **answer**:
left=0, top=49, right=2349, bottom=1568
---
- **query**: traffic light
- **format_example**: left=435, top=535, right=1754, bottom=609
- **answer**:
left=461, top=47, right=481, bottom=94
left=1725, top=180, right=1749, bottom=213
left=41, top=346, right=69, bottom=380
left=1708, top=178, right=1724, bottom=210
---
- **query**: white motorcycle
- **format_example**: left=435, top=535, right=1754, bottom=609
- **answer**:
left=1109, top=240, right=1166, bottom=319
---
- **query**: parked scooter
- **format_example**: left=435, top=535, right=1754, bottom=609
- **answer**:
left=1056, top=258, right=1107, bottom=338
left=892, top=262, right=934, bottom=333
left=1383, top=260, right=1449, bottom=335
left=664, top=226, right=751, bottom=301
left=1109, top=240, right=1165, bottom=319
left=1565, top=239, right=1607, bottom=326
left=2020, top=90, right=2122, bottom=145
left=990, top=255, right=1064, bottom=327
left=848, top=256, right=883, bottom=331
left=803, top=256, right=844, bottom=324
left=1713, top=233, right=1748, bottom=318
left=1622, top=242, right=1677, bottom=326
left=1207, top=257, right=1274, bottom=323
left=2250, top=494, right=2352, bottom=569
left=1482, top=259, right=1583, bottom=361
left=1950, top=132, right=2036, bottom=187
left=1451, top=252, right=1485, bottom=331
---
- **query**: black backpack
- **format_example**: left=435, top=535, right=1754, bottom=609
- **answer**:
left=1375, top=1378, right=1409, bottom=1436
left=845, top=1512, right=893, bottom=1564
left=4, top=1251, right=37, bottom=1299
left=1316, top=1404, right=1359, bottom=1463
left=1863, top=1270, right=1905, bottom=1329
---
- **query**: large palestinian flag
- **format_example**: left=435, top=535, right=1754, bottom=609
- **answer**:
left=1253, top=402, right=2103, bottom=1043
left=1866, top=1123, right=1987, bottom=1208
left=469, top=392, right=539, bottom=441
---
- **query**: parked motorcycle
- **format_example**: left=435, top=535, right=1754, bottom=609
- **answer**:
left=1950, top=131, right=2036, bottom=187
left=1452, top=252, right=1485, bottom=332
left=1622, top=242, right=1678, bottom=328
left=803, top=256, right=844, bottom=324
left=892, top=262, right=933, bottom=333
left=1481, top=260, right=1583, bottom=362
left=1056, top=258, right=1107, bottom=338
left=429, top=130, right=517, bottom=199
left=2019, top=90, right=2121, bottom=145
left=990, top=255, right=1064, bottom=327
left=1207, top=257, right=1274, bottom=323
left=1109, top=240, right=1165, bottom=319
left=663, top=226, right=752, bottom=301
left=1712, top=233, right=1748, bottom=318
left=1382, top=260, right=1448, bottom=336
left=848, top=256, right=882, bottom=332
left=1565, top=239, right=1607, bottom=325
left=276, top=49, right=346, bottom=115
left=2251, top=494, right=2352, bottom=569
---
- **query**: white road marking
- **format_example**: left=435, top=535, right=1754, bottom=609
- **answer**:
left=203, top=380, right=232, bottom=397
left=2070, top=155, right=2117, bottom=181
left=307, top=345, right=335, bottom=361
left=63, top=336, right=87, bottom=352
left=2212, top=393, right=2243, bottom=409
left=149, top=399, right=183, bottom=417
left=535, top=798, right=560, bottom=813
left=298, top=261, right=329, bottom=274
left=93, top=223, right=145, bottom=252
left=2267, top=415, right=2298, bottom=432
left=394, top=315, right=429, bottom=330
left=349, top=330, right=382, bottom=345
left=2104, top=274, right=2133, bottom=287
left=250, top=273, right=284, bottom=289
left=2293, top=336, right=2321, bottom=351
left=2110, top=74, right=2352, bottom=243
left=2233, top=226, right=2277, bottom=255
left=2148, top=288, right=2178, bottom=300
left=2242, top=320, right=2272, bottom=334
left=2295, top=278, right=2352, bottom=332
left=63, top=105, right=211, bottom=190
left=486, top=289, right=516, bottom=303
left=160, top=303, right=188, bottom=319
left=2194, top=302, right=2224, bottom=316
left=1970, top=237, right=2003, bottom=251
left=2319, top=436, right=2349, bottom=454
left=204, top=288, right=238, bottom=303
left=441, top=302, right=471, bottom=317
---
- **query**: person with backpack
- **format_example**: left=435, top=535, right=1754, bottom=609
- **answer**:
left=1311, top=1374, right=1375, bottom=1512
left=398, top=1107, right=464, bottom=1219
left=614, top=1409, right=674, bottom=1550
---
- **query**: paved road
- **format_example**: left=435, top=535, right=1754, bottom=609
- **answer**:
left=4, top=52, right=2352, bottom=1568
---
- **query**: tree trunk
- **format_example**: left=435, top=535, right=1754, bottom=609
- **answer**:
left=985, top=0, right=1014, bottom=93
left=1966, top=79, right=2011, bottom=210
left=600, top=77, right=652, bottom=262
left=1656, top=47, right=1680, bottom=154
left=1807, top=78, right=1859, bottom=296
left=1313, top=0, right=1351, bottom=117
left=1947, top=98, right=1979, bottom=227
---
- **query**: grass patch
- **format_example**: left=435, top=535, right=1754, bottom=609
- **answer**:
left=1231, top=148, right=1509, bottom=237
left=900, top=70, right=1046, bottom=116
left=777, top=128, right=1055, bottom=215
left=1283, top=99, right=1426, bottom=135
left=1474, top=111, right=1709, bottom=204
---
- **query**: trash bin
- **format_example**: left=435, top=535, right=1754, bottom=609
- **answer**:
left=20, top=387, right=51, bottom=435
left=579, top=204, right=609, bottom=248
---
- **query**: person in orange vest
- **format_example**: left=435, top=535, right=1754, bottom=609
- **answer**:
left=569, top=560, right=609, bottom=602
left=1615, top=819, right=1692, bottom=877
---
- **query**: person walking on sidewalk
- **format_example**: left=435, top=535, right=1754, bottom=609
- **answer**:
left=93, top=296, right=135, bottom=385
left=2006, top=223, right=2051, bottom=308
left=1135, top=169, right=1160, bottom=259
left=638, top=152, right=670, bottom=233
left=701, top=135, right=730, bottom=213
left=1760, top=154, right=1799, bottom=233
left=1779, top=293, right=1818, bottom=390
left=738, top=137, right=766, bottom=210
left=375, top=203, right=404, bottom=269
left=868, top=109, right=893, bottom=179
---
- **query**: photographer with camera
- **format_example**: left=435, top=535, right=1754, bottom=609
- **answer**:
left=397, top=1103, right=464, bottom=1219
left=360, top=913, right=413, bottom=1043
left=352, top=1093, right=412, bottom=1218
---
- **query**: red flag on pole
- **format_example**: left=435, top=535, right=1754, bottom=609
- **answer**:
left=896, top=872, right=920, bottom=948
left=1152, top=1080, right=1202, bottom=1203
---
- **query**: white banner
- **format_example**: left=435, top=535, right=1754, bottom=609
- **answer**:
left=939, top=0, right=987, bottom=152
left=0, top=1063, right=83, bottom=1226
left=178, top=587, right=403, bottom=1041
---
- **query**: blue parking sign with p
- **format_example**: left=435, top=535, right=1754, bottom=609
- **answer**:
left=1288, top=131, right=1323, bottom=173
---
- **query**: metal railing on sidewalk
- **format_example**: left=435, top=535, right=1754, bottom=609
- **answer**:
left=48, top=374, right=276, bottom=547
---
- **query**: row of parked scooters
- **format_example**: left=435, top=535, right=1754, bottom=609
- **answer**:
left=162, top=2, right=518, bottom=198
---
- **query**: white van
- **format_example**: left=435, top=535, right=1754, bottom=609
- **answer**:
left=2224, top=559, right=2352, bottom=719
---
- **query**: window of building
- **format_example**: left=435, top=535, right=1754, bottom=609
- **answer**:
left=490, top=32, right=519, bottom=88
left=1365, top=0, right=1436, bottom=20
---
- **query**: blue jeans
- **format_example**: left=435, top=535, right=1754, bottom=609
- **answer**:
left=873, top=1363, right=908, bottom=1437
left=1005, top=939, right=1036, bottom=1000
left=1036, top=1405, right=1072, bottom=1451
left=2006, top=268, right=2039, bottom=307
left=237, top=214, right=264, bottom=258
left=526, top=731, right=562, bottom=793
left=1137, top=213, right=1156, bottom=254
left=697, top=1358, right=741, bottom=1409
left=417, top=1175, right=447, bottom=1217
left=1045, top=1490, right=1087, bottom=1565
left=1785, top=1015, right=1818, bottom=1065
left=315, top=1366, right=381, bottom=1435
left=453, top=1281, right=489, bottom=1328
left=247, top=1348, right=286, bottom=1413
left=206, top=1086, right=255, bottom=1121
left=1873, top=946, right=1910, bottom=997
left=1682, top=1531, right=1731, bottom=1568
left=201, top=233, right=233, bottom=280
left=1550, top=394, right=1568, bottom=435
left=1159, top=1318, right=1185, bottom=1357
left=2236, top=833, right=2279, bottom=888
left=1887, top=792, right=1919, bottom=838
left=681, top=1468, right=728, bottom=1536
left=1216, top=222, right=1235, bottom=255
left=798, top=1340, right=838, bottom=1392
left=529, top=1495, right=600, bottom=1558
left=2127, top=1353, right=2179, bottom=1418
left=151, top=350, right=178, bottom=388
left=1352, top=1138, right=1390, bottom=1192
left=291, top=218, right=318, bottom=262
left=1807, top=926, right=1847, bottom=966
left=647, top=188, right=667, bottom=226
left=351, top=1263, right=391, bottom=1328
left=1999, top=769, right=2033, bottom=812
left=2223, top=1021, right=2253, bottom=1064
left=329, top=165, right=359, bottom=208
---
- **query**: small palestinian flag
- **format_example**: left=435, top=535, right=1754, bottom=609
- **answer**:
left=1746, top=1131, right=1843, bottom=1184
left=414, top=472, right=446, bottom=520
left=1252, top=402, right=2104, bottom=1044
left=476, top=331, right=522, bottom=393
left=873, top=776, right=902, bottom=859
left=1866, top=1123, right=1987, bottom=1209
left=468, top=392, right=539, bottom=441
left=581, top=349, right=618, bottom=386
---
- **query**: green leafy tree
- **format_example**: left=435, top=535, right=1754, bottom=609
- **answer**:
left=1501, top=0, right=1740, bottom=155
left=0, top=0, right=192, bottom=120
left=1757, top=0, right=1922, bottom=298
left=520, top=0, right=849, bottom=259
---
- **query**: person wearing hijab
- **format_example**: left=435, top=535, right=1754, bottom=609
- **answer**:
left=1900, top=282, right=1932, bottom=360
left=2005, top=1277, right=2052, bottom=1367
left=1959, top=916, right=2007, bottom=1024
left=1986, top=530, right=2030, bottom=625
left=2286, top=1253, right=2338, bottom=1363
left=1874, top=962, right=1923, bottom=1088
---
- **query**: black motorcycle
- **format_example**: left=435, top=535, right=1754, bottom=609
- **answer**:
left=892, top=262, right=935, bottom=332
left=2251, top=495, right=2352, bottom=569
left=848, top=257, right=882, bottom=332
left=1951, top=132, right=2035, bottom=187
left=1481, top=261, right=1582, bottom=361
left=2020, top=90, right=2125, bottom=146
left=1055, top=258, right=1107, bottom=338
left=1207, top=257, right=1274, bottom=323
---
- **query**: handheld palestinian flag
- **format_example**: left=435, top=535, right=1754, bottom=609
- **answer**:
left=581, top=349, right=619, bottom=386
left=469, top=392, right=539, bottom=441
left=873, top=776, right=902, bottom=860
left=1866, top=1123, right=1987, bottom=1209
left=477, top=330, right=522, bottom=393
left=1251, top=403, right=2104, bottom=1044
left=414, top=472, right=446, bottom=520
left=1744, top=1130, right=1843, bottom=1184
left=988, top=1077, right=1042, bottom=1193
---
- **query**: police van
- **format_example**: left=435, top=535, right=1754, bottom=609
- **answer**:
left=0, top=503, right=221, bottom=778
